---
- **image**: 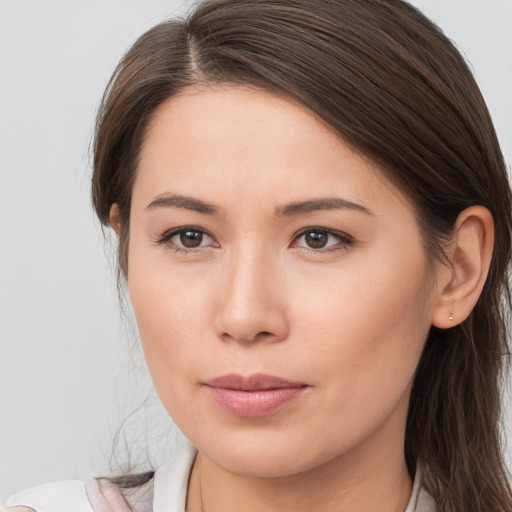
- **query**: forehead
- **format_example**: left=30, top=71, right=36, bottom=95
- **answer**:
left=135, top=85, right=410, bottom=216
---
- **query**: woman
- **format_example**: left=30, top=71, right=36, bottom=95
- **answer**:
left=6, top=0, right=512, bottom=511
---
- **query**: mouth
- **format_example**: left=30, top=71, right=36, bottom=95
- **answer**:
left=204, top=373, right=309, bottom=418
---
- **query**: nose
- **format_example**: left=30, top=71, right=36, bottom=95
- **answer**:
left=213, top=247, right=289, bottom=345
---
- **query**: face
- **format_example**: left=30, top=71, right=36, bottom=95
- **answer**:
left=126, top=86, right=437, bottom=478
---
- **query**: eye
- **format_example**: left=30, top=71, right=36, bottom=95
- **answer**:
left=292, top=228, right=354, bottom=251
left=158, top=227, right=218, bottom=252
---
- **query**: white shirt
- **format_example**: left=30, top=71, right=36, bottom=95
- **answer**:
left=6, top=442, right=436, bottom=512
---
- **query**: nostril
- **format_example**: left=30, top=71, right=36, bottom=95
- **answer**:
left=222, top=330, right=275, bottom=344
left=252, top=331, right=275, bottom=342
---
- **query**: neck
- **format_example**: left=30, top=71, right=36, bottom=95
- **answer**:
left=186, top=409, right=413, bottom=512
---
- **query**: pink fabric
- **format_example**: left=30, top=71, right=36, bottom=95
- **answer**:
left=85, top=480, right=153, bottom=512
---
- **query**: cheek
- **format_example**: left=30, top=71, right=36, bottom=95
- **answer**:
left=290, top=244, right=431, bottom=422
left=128, top=267, right=216, bottom=434
left=126, top=242, right=212, bottom=394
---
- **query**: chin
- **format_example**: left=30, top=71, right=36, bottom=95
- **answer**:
left=212, top=447, right=313, bottom=478
left=192, top=428, right=341, bottom=479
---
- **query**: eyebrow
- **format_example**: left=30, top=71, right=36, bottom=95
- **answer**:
left=275, top=198, right=374, bottom=217
left=146, top=194, right=219, bottom=215
left=145, top=193, right=374, bottom=217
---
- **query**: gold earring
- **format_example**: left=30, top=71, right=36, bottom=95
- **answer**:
left=448, top=309, right=454, bottom=321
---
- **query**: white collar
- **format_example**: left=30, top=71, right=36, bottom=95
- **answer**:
left=153, top=441, right=197, bottom=512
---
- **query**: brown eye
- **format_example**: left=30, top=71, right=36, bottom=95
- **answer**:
left=304, top=231, right=329, bottom=249
left=179, top=230, right=203, bottom=248
left=293, top=228, right=354, bottom=251
left=159, top=227, right=218, bottom=252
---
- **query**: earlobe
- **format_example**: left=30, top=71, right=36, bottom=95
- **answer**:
left=432, top=206, right=494, bottom=329
left=109, top=204, right=122, bottom=238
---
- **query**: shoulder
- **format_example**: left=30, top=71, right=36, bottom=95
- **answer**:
left=5, top=481, right=94, bottom=512
left=4, top=442, right=197, bottom=512
left=4, top=479, right=137, bottom=512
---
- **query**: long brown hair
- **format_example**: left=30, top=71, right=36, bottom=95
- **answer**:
left=92, top=1, right=512, bottom=510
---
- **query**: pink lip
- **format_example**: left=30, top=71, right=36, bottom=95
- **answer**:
left=205, top=373, right=309, bottom=418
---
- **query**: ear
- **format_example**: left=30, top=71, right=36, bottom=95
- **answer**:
left=109, top=204, right=122, bottom=238
left=432, top=206, right=494, bottom=329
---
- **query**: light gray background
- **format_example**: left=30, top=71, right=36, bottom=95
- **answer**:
left=1, top=0, right=511, bottom=500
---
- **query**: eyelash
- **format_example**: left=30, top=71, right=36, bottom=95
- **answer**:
left=156, top=226, right=355, bottom=254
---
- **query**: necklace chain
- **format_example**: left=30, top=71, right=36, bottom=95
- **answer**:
left=198, top=456, right=205, bottom=512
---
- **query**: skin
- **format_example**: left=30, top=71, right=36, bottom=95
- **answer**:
left=112, top=85, right=494, bottom=512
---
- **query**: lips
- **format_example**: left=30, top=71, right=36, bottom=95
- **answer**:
left=205, top=373, right=308, bottom=417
